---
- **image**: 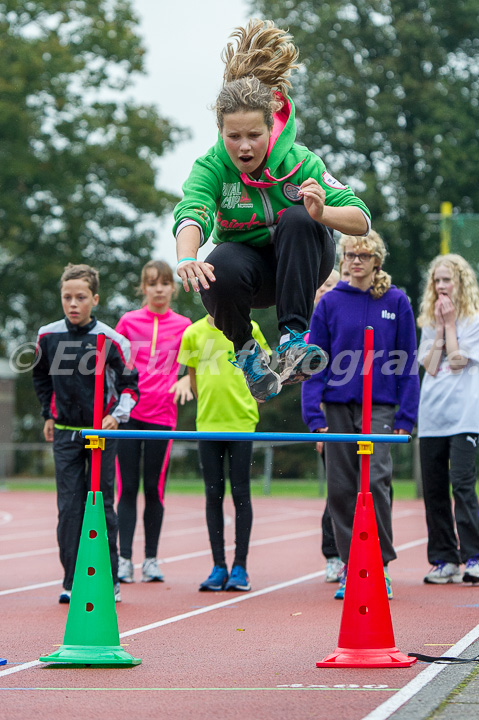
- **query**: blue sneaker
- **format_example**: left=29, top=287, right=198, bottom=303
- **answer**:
left=234, top=341, right=281, bottom=403
left=199, top=565, right=229, bottom=592
left=334, top=564, right=347, bottom=599
left=384, top=567, right=393, bottom=599
left=276, top=328, right=328, bottom=385
left=225, top=565, right=251, bottom=592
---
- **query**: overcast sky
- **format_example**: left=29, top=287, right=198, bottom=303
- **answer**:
left=130, top=0, right=251, bottom=266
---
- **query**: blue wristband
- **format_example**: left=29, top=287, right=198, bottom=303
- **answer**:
left=177, top=257, right=197, bottom=265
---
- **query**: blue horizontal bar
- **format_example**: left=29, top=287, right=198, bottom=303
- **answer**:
left=80, top=430, right=411, bottom=444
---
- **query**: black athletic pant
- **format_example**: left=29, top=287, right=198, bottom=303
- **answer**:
left=319, top=451, right=340, bottom=558
left=420, top=434, right=479, bottom=565
left=116, top=418, right=172, bottom=560
left=53, top=428, right=118, bottom=590
left=200, top=205, right=336, bottom=351
left=198, top=440, right=253, bottom=569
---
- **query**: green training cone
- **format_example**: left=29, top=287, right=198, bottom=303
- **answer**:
left=40, top=491, right=141, bottom=666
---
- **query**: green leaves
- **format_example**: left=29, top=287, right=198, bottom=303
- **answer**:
left=251, top=0, right=479, bottom=308
left=0, top=2, right=186, bottom=438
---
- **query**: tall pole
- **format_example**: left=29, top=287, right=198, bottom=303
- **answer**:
left=91, top=334, right=105, bottom=498
left=360, top=327, right=374, bottom=497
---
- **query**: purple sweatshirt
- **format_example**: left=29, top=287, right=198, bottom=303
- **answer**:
left=301, top=281, right=419, bottom=433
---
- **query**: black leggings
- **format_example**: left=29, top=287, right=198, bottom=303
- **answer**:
left=116, top=418, right=172, bottom=560
left=198, top=440, right=253, bottom=569
left=420, top=434, right=479, bottom=565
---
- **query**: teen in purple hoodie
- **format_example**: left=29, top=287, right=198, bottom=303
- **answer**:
left=301, top=231, right=419, bottom=600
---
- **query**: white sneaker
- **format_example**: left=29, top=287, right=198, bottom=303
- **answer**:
left=424, top=563, right=462, bottom=584
left=114, top=582, right=122, bottom=603
left=142, top=557, right=164, bottom=582
left=325, top=557, right=344, bottom=583
left=463, top=557, right=479, bottom=583
left=118, top=556, right=134, bottom=583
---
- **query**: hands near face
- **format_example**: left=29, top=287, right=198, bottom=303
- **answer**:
left=435, top=293, right=456, bottom=329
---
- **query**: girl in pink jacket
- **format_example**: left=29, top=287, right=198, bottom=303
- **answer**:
left=115, top=260, right=191, bottom=583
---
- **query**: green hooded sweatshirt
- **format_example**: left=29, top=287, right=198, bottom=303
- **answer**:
left=173, top=96, right=370, bottom=247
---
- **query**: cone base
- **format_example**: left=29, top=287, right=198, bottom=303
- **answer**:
left=317, top=645, right=417, bottom=668
left=0, top=659, right=6, bottom=666
left=39, top=644, right=141, bottom=666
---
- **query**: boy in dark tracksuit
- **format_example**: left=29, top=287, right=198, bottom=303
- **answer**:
left=33, top=264, right=139, bottom=604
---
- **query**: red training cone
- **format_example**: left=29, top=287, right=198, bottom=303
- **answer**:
left=317, top=491, right=416, bottom=668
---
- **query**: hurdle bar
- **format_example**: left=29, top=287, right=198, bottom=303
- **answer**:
left=80, top=429, right=411, bottom=443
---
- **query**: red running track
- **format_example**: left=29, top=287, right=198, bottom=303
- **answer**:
left=1, top=490, right=478, bottom=720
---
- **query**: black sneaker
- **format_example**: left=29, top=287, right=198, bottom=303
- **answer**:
left=276, top=328, right=328, bottom=385
left=233, top=341, right=281, bottom=403
left=59, top=589, right=71, bottom=604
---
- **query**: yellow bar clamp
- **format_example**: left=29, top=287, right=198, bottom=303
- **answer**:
left=84, top=435, right=105, bottom=450
left=357, top=440, right=374, bottom=455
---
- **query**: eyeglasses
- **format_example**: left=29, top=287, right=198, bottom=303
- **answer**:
left=344, top=252, right=375, bottom=263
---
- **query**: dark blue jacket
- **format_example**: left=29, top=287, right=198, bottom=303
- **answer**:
left=301, top=282, right=419, bottom=433
left=33, top=316, right=139, bottom=427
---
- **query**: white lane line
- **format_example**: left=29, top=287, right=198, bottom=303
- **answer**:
left=119, top=570, right=324, bottom=638
left=0, top=509, right=324, bottom=558
left=0, top=548, right=58, bottom=561
left=0, top=511, right=12, bottom=526
left=0, top=571, right=325, bottom=678
left=360, top=624, right=479, bottom=720
left=0, top=528, right=323, bottom=596
left=0, top=529, right=430, bottom=679
left=0, top=530, right=55, bottom=542
left=0, top=661, right=41, bottom=677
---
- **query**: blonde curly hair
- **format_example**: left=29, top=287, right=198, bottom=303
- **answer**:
left=339, top=230, right=391, bottom=299
left=417, top=254, right=479, bottom=327
left=215, top=18, right=299, bottom=130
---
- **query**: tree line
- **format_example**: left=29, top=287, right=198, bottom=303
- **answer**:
left=2, top=0, right=479, bottom=451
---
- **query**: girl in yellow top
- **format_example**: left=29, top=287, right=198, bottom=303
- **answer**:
left=178, top=315, right=270, bottom=591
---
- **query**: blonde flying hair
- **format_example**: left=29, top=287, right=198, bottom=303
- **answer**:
left=215, top=18, right=300, bottom=130
left=339, top=230, right=391, bottom=299
left=417, top=253, right=479, bottom=328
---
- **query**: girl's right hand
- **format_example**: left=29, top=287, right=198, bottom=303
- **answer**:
left=315, top=427, right=329, bottom=455
left=177, top=260, right=216, bottom=293
left=434, top=297, right=445, bottom=328
left=43, top=419, right=54, bottom=443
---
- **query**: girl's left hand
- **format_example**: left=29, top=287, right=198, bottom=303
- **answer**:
left=393, top=428, right=408, bottom=435
left=438, top=294, right=456, bottom=325
left=299, top=178, right=326, bottom=222
left=102, top=414, right=119, bottom=430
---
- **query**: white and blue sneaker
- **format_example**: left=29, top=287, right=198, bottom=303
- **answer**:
left=276, top=328, right=328, bottom=386
left=384, top=567, right=393, bottom=600
left=424, top=562, right=462, bottom=584
left=334, top=564, right=347, bottom=599
left=58, top=589, right=71, bottom=604
left=199, top=565, right=229, bottom=592
left=334, top=565, right=393, bottom=599
left=463, top=556, right=479, bottom=583
left=325, top=557, right=344, bottom=583
left=225, top=565, right=251, bottom=592
left=118, top=556, right=134, bottom=583
left=234, top=341, right=281, bottom=403
left=142, top=557, right=164, bottom=582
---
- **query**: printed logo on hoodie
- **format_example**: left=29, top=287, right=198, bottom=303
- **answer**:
left=221, top=182, right=253, bottom=209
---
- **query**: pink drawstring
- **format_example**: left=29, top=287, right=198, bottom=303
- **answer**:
left=240, top=159, right=305, bottom=189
